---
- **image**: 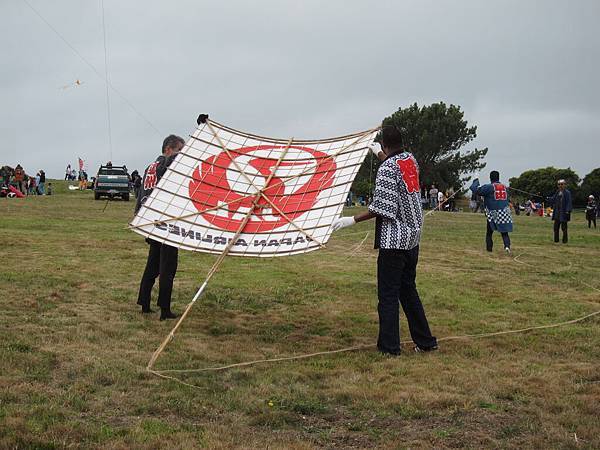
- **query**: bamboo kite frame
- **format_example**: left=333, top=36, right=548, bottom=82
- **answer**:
left=129, top=121, right=378, bottom=233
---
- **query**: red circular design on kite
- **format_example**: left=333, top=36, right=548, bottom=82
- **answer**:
left=188, top=145, right=336, bottom=232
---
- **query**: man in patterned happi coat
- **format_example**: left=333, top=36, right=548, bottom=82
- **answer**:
left=469, top=171, right=513, bottom=254
left=331, top=121, right=438, bottom=356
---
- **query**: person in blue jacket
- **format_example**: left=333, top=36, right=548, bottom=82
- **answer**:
left=470, top=170, right=513, bottom=254
left=548, top=179, right=573, bottom=243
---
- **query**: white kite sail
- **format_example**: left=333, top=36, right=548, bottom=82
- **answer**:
left=130, top=119, right=378, bottom=257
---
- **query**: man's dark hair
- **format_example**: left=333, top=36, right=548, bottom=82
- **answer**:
left=162, top=134, right=185, bottom=153
left=490, top=170, right=500, bottom=183
left=380, top=118, right=404, bottom=149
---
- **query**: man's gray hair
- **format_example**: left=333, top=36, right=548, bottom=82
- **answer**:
left=162, top=134, right=185, bottom=153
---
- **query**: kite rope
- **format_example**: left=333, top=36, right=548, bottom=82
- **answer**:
left=208, top=119, right=377, bottom=144
left=150, top=256, right=599, bottom=381
left=343, top=232, right=370, bottom=261
left=507, top=186, right=545, bottom=199
left=21, top=0, right=161, bottom=136
left=425, top=187, right=463, bottom=215
left=100, top=0, right=113, bottom=161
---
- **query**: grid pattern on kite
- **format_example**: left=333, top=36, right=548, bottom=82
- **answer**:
left=130, top=121, right=377, bottom=257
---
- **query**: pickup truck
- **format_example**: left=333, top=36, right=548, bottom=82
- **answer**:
left=94, top=165, right=130, bottom=201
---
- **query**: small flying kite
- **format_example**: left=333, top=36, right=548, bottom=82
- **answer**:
left=59, top=79, right=84, bottom=90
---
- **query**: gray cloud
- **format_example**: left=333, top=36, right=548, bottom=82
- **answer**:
left=2, top=0, right=599, bottom=182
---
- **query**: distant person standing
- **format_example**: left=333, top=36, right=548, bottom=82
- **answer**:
left=511, top=200, right=520, bottom=216
left=470, top=171, right=513, bottom=254
left=437, top=190, right=444, bottom=210
left=134, top=172, right=142, bottom=200
left=38, top=170, right=46, bottom=195
left=469, top=190, right=478, bottom=212
left=13, top=165, right=26, bottom=195
left=0, top=166, right=8, bottom=187
left=548, top=179, right=572, bottom=243
left=586, top=195, right=597, bottom=229
left=28, top=175, right=36, bottom=195
left=78, top=171, right=87, bottom=190
left=135, top=134, right=186, bottom=320
left=65, top=164, right=71, bottom=180
left=447, top=187, right=455, bottom=211
left=429, top=184, right=438, bottom=209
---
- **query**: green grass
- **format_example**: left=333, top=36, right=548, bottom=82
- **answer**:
left=0, top=180, right=599, bottom=448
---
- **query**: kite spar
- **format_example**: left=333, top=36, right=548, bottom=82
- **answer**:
left=129, top=116, right=379, bottom=373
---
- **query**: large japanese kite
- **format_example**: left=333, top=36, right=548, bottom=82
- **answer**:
left=130, top=118, right=378, bottom=257
left=130, top=116, right=379, bottom=375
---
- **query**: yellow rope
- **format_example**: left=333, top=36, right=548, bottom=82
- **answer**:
left=147, top=252, right=599, bottom=384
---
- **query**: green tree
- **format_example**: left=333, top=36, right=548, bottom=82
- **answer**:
left=580, top=168, right=600, bottom=201
left=387, top=103, right=487, bottom=190
left=508, top=167, right=580, bottom=202
left=351, top=102, right=487, bottom=197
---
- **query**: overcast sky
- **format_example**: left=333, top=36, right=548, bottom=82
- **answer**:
left=2, top=0, right=599, bottom=182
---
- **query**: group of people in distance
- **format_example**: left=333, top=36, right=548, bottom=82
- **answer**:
left=64, top=164, right=79, bottom=181
left=427, top=184, right=456, bottom=211
left=132, top=117, right=596, bottom=359
left=0, top=164, right=49, bottom=196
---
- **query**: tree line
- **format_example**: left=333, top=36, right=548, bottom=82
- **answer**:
left=509, top=167, right=600, bottom=206
left=350, top=102, right=598, bottom=207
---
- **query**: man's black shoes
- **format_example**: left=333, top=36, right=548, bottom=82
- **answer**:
left=414, top=344, right=439, bottom=354
left=160, top=310, right=179, bottom=321
left=139, top=306, right=178, bottom=320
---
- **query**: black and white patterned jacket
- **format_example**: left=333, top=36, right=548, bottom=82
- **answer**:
left=368, top=151, right=423, bottom=250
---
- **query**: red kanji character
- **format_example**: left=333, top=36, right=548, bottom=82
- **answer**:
left=143, top=162, right=159, bottom=190
left=494, top=183, right=507, bottom=201
left=397, top=157, right=420, bottom=194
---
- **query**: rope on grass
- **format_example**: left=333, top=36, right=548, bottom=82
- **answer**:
left=149, top=253, right=599, bottom=385
left=146, top=197, right=600, bottom=386
left=154, top=306, right=600, bottom=376
left=343, top=232, right=370, bottom=261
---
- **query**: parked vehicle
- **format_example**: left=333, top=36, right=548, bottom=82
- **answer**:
left=94, top=165, right=130, bottom=201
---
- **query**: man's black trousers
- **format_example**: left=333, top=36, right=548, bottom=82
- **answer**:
left=377, top=246, right=437, bottom=353
left=486, top=221, right=510, bottom=251
left=137, top=239, right=178, bottom=310
left=553, top=220, right=568, bottom=243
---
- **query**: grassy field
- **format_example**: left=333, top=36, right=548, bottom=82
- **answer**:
left=1, top=180, right=599, bottom=449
